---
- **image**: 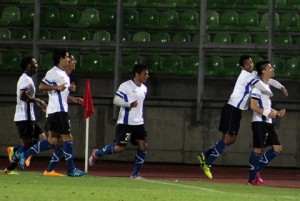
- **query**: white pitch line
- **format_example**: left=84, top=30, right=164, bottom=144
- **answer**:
left=140, top=179, right=224, bottom=193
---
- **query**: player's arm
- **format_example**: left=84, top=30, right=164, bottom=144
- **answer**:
left=268, top=79, right=288, bottom=96
left=113, top=95, right=137, bottom=108
left=20, top=89, right=47, bottom=111
left=253, top=81, right=273, bottom=97
left=250, top=98, right=277, bottom=119
left=39, top=82, right=67, bottom=92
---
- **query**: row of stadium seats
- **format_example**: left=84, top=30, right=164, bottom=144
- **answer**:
left=1, top=50, right=299, bottom=78
left=1, top=27, right=299, bottom=45
left=2, top=5, right=298, bottom=32
left=10, top=0, right=298, bottom=10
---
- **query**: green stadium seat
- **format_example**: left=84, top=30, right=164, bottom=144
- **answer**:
left=240, top=11, right=259, bottom=31
left=206, top=10, right=219, bottom=30
left=53, top=30, right=71, bottom=40
left=259, top=12, right=280, bottom=31
left=207, top=0, right=226, bottom=8
left=40, top=0, right=59, bottom=4
left=0, top=27, right=11, bottom=40
left=184, top=0, right=200, bottom=8
left=272, top=57, right=285, bottom=77
left=102, top=54, right=114, bottom=73
left=20, top=7, right=34, bottom=25
left=72, top=30, right=90, bottom=41
left=244, top=0, right=267, bottom=9
left=285, top=58, right=300, bottom=77
left=40, top=29, right=51, bottom=40
left=40, top=53, right=53, bottom=72
left=92, top=30, right=111, bottom=41
left=139, top=9, right=159, bottom=28
left=213, top=32, right=231, bottom=43
left=15, top=29, right=31, bottom=40
left=0, top=6, right=20, bottom=25
left=152, top=32, right=171, bottom=43
left=286, top=0, right=300, bottom=8
left=178, top=10, right=199, bottom=30
left=41, top=7, right=60, bottom=26
left=81, top=53, right=102, bottom=73
left=78, top=8, right=99, bottom=27
left=275, top=0, right=287, bottom=9
left=159, top=10, right=179, bottom=29
left=219, top=11, right=239, bottom=30
left=123, top=54, right=143, bottom=74
left=146, top=54, right=161, bottom=74
left=173, top=33, right=191, bottom=42
left=251, top=56, right=263, bottom=64
left=280, top=12, right=300, bottom=31
left=97, top=0, right=117, bottom=6
left=192, top=33, right=211, bottom=43
left=274, top=34, right=292, bottom=44
left=2, top=50, right=22, bottom=71
left=112, top=31, right=131, bottom=42
left=61, top=7, right=80, bottom=26
left=161, top=54, right=183, bottom=75
left=124, top=0, right=138, bottom=7
left=101, top=9, right=117, bottom=28
left=132, top=31, right=151, bottom=42
left=254, top=33, right=268, bottom=44
left=223, top=56, right=240, bottom=76
left=124, top=9, right=139, bottom=28
left=233, top=33, right=252, bottom=44
left=183, top=55, right=198, bottom=75
left=58, top=0, right=78, bottom=5
left=205, top=56, right=224, bottom=76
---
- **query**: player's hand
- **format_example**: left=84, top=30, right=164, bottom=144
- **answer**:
left=277, top=109, right=286, bottom=117
left=35, top=98, right=47, bottom=112
left=268, top=110, right=277, bottom=119
left=130, top=100, right=138, bottom=108
left=56, top=83, right=67, bottom=91
left=69, top=82, right=76, bottom=92
left=281, top=87, right=288, bottom=96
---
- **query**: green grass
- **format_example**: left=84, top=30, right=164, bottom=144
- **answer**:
left=0, top=171, right=299, bottom=201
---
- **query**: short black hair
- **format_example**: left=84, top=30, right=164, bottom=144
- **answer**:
left=132, top=63, right=148, bottom=77
left=239, top=55, right=251, bottom=67
left=20, top=57, right=34, bottom=71
left=52, top=48, right=68, bottom=66
left=255, top=60, right=270, bottom=76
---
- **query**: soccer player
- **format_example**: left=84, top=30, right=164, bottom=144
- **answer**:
left=88, top=63, right=149, bottom=178
left=18, top=48, right=86, bottom=177
left=248, top=60, right=285, bottom=185
left=198, top=55, right=288, bottom=179
left=43, top=53, right=82, bottom=176
left=3, top=57, right=47, bottom=174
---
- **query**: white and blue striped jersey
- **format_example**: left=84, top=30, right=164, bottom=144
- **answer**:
left=14, top=73, right=36, bottom=121
left=227, top=70, right=273, bottom=110
left=251, top=80, right=272, bottom=123
left=115, top=79, right=147, bottom=125
left=41, top=66, right=70, bottom=115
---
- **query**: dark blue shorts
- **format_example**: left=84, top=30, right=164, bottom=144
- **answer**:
left=251, top=121, right=280, bottom=148
left=46, top=112, right=71, bottom=134
left=114, top=124, right=148, bottom=147
left=218, top=104, right=242, bottom=135
left=15, top=121, right=43, bottom=140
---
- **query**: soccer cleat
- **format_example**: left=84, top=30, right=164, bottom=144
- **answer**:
left=68, top=168, right=87, bottom=177
left=88, top=149, right=99, bottom=167
left=18, top=152, right=26, bottom=171
left=3, top=168, right=20, bottom=175
left=248, top=180, right=262, bottom=186
left=198, top=153, right=212, bottom=179
left=25, top=156, right=32, bottom=167
left=197, top=153, right=206, bottom=166
left=201, top=164, right=213, bottom=179
left=130, top=174, right=143, bottom=179
left=7, top=146, right=14, bottom=162
left=43, top=170, right=65, bottom=176
left=256, top=172, right=263, bottom=184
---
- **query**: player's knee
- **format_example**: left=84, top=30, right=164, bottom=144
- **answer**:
left=114, top=146, right=125, bottom=153
left=273, top=145, right=282, bottom=153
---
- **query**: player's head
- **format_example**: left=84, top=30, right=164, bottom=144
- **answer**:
left=132, top=63, right=149, bottom=84
left=255, top=60, right=272, bottom=76
left=239, top=55, right=254, bottom=72
left=66, top=52, right=76, bottom=75
left=21, top=57, right=38, bottom=75
left=52, top=48, right=69, bottom=68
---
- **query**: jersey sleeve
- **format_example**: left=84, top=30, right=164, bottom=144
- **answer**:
left=251, top=87, right=262, bottom=100
left=268, top=79, right=284, bottom=89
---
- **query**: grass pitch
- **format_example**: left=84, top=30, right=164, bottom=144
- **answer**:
left=0, top=171, right=299, bottom=201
